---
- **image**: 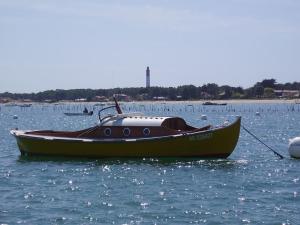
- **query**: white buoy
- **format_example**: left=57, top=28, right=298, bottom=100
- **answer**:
left=201, top=115, right=207, bottom=120
left=288, top=137, right=300, bottom=158
left=13, top=115, right=18, bottom=119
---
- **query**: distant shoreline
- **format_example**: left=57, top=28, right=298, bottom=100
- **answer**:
left=196, top=99, right=300, bottom=104
left=1, top=98, right=299, bottom=105
left=122, top=99, right=300, bottom=104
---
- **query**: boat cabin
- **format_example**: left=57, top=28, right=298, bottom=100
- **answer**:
left=27, top=115, right=211, bottom=139
left=26, top=98, right=211, bottom=139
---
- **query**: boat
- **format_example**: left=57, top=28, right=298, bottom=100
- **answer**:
left=64, top=111, right=93, bottom=116
left=202, top=101, right=227, bottom=106
left=10, top=98, right=241, bottom=158
left=64, top=107, right=93, bottom=116
left=19, top=103, right=32, bottom=108
left=4, top=103, right=19, bottom=107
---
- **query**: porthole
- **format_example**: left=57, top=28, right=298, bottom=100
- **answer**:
left=123, top=128, right=131, bottom=137
left=104, top=128, right=111, bottom=136
left=143, top=128, right=150, bottom=136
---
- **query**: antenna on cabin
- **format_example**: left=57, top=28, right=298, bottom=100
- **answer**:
left=113, top=96, right=123, bottom=114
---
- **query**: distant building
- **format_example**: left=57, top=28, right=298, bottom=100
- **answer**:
left=146, top=66, right=150, bottom=88
left=113, top=94, right=131, bottom=102
left=74, top=98, right=87, bottom=102
left=92, top=96, right=109, bottom=102
left=274, top=90, right=300, bottom=98
left=0, top=97, right=13, bottom=103
left=153, top=96, right=168, bottom=101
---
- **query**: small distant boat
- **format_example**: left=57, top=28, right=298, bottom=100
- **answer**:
left=19, top=104, right=32, bottom=107
left=202, top=101, right=227, bottom=106
left=64, top=106, right=93, bottom=116
left=5, top=103, right=32, bottom=107
left=93, top=103, right=106, bottom=107
left=4, top=103, right=18, bottom=107
left=10, top=98, right=241, bottom=158
left=64, top=111, right=93, bottom=116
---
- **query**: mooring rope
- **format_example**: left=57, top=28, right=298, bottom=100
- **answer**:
left=242, top=125, right=284, bottom=159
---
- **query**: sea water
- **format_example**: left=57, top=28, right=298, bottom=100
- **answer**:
left=0, top=102, right=300, bottom=224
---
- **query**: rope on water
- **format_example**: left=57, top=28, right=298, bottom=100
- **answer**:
left=242, top=125, right=284, bottom=159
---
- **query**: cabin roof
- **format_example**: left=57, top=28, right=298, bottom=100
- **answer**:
left=101, top=116, right=172, bottom=127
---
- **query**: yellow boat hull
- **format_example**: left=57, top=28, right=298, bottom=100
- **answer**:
left=11, top=117, right=241, bottom=158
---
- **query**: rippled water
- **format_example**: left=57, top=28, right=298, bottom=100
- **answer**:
left=1, top=102, right=300, bottom=224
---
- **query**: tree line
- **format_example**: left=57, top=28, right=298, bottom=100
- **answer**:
left=1, top=79, right=300, bottom=102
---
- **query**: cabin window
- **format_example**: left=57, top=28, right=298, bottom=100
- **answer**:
left=123, top=128, right=131, bottom=137
left=104, top=128, right=111, bottom=136
left=143, top=128, right=150, bottom=136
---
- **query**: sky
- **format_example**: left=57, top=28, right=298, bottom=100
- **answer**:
left=1, top=0, right=300, bottom=93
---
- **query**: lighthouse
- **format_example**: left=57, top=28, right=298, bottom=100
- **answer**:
left=146, top=66, right=150, bottom=88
